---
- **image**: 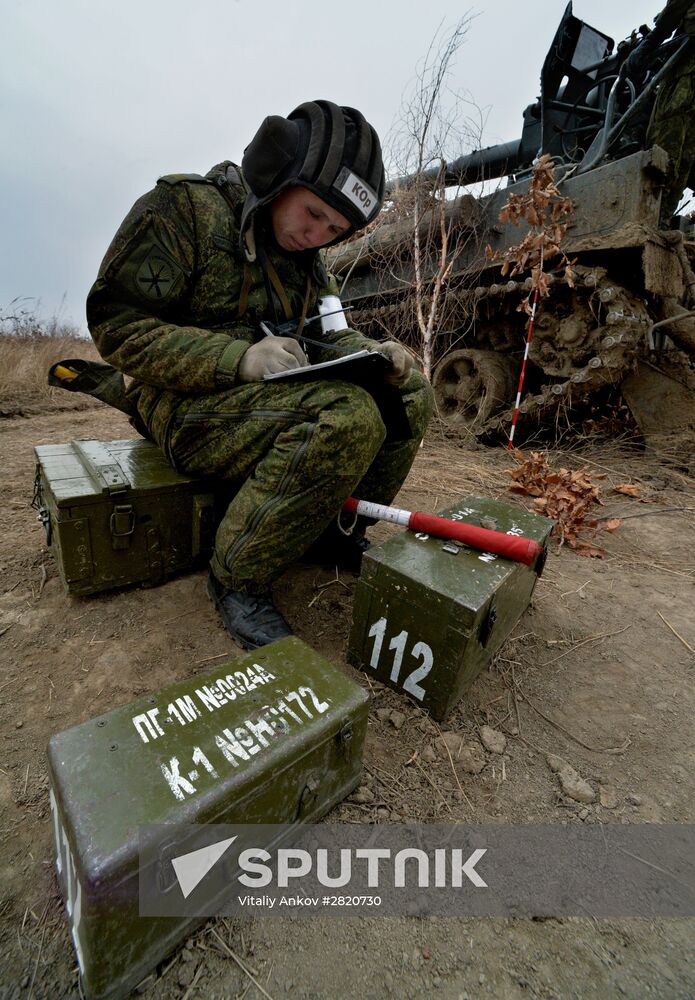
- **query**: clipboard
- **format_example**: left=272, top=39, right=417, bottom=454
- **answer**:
left=263, top=350, right=413, bottom=441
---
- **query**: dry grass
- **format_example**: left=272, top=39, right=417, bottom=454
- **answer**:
left=0, top=303, right=101, bottom=415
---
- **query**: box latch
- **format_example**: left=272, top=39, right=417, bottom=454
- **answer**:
left=156, top=838, right=182, bottom=895
left=110, top=504, right=135, bottom=550
left=336, top=721, right=354, bottom=758
left=296, top=775, right=320, bottom=819
left=478, top=598, right=498, bottom=648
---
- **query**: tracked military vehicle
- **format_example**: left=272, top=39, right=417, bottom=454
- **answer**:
left=328, top=2, right=695, bottom=443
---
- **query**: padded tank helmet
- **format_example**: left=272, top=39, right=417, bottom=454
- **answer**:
left=240, top=100, right=385, bottom=246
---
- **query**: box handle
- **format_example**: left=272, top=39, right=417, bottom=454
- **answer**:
left=38, top=507, right=52, bottom=546
left=110, top=504, right=135, bottom=550
left=31, top=464, right=52, bottom=545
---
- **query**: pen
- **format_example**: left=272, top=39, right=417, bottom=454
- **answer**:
left=260, top=307, right=353, bottom=340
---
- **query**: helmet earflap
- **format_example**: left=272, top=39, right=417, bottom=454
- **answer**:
left=242, top=116, right=302, bottom=197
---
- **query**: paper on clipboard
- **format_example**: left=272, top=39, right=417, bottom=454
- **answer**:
left=262, top=350, right=390, bottom=384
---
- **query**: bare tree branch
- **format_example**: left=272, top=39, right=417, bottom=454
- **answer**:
left=356, top=14, right=490, bottom=380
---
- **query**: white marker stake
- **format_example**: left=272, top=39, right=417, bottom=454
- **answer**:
left=341, top=498, right=542, bottom=566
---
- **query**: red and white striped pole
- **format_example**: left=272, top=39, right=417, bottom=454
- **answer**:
left=508, top=283, right=540, bottom=450
left=341, top=498, right=542, bottom=566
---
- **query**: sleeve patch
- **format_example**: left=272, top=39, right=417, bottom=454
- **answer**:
left=135, top=246, right=185, bottom=301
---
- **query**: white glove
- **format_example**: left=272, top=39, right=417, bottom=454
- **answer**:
left=373, top=340, right=415, bottom=387
left=239, top=337, right=309, bottom=382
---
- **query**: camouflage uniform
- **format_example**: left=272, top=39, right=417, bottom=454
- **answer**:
left=647, top=45, right=695, bottom=220
left=643, top=1, right=695, bottom=220
left=87, top=163, right=433, bottom=592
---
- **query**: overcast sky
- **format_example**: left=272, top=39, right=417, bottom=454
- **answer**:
left=2, top=0, right=663, bottom=333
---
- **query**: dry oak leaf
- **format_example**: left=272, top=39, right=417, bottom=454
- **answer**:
left=613, top=483, right=641, bottom=497
left=573, top=541, right=606, bottom=559
left=507, top=449, right=610, bottom=549
left=592, top=517, right=622, bottom=532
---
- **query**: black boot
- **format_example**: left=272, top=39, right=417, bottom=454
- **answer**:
left=207, top=571, right=292, bottom=650
left=302, top=520, right=372, bottom=572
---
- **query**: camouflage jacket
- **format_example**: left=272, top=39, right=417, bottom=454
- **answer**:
left=86, top=162, right=375, bottom=433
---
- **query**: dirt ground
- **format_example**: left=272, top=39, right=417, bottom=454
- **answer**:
left=1, top=402, right=694, bottom=1000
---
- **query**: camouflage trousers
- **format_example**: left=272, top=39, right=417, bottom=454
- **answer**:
left=158, top=373, right=433, bottom=592
left=647, top=47, right=695, bottom=221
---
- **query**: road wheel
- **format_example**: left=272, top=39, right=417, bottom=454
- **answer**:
left=432, top=349, right=518, bottom=430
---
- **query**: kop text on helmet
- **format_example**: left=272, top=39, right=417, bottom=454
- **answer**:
left=241, top=100, right=385, bottom=245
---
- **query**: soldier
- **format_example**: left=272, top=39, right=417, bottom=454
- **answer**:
left=87, top=101, right=433, bottom=649
left=626, top=1, right=695, bottom=222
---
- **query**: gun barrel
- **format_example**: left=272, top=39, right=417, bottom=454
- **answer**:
left=386, top=139, right=522, bottom=195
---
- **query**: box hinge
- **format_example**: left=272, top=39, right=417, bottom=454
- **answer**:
left=74, top=440, right=131, bottom=496
left=63, top=517, right=93, bottom=582
left=146, top=526, right=164, bottom=582
left=192, top=493, right=216, bottom=558
left=110, top=504, right=135, bottom=550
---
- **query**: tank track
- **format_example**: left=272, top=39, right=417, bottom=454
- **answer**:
left=349, top=264, right=654, bottom=436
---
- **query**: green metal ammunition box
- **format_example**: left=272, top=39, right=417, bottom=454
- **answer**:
left=33, top=438, right=221, bottom=595
left=47, top=637, right=369, bottom=999
left=348, top=496, right=553, bottom=721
